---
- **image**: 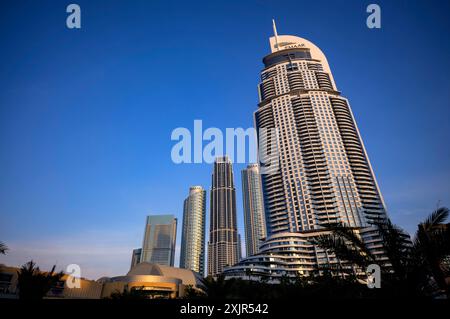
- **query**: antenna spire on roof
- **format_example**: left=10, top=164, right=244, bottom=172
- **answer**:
left=272, top=19, right=280, bottom=51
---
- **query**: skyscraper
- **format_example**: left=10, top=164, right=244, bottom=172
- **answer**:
left=207, top=156, right=239, bottom=277
left=241, top=164, right=267, bottom=256
left=224, top=23, right=388, bottom=279
left=180, top=186, right=206, bottom=275
left=141, top=215, right=177, bottom=266
left=237, top=233, right=243, bottom=261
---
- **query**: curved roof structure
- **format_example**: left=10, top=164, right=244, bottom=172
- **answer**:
left=268, top=34, right=337, bottom=90
left=126, top=262, right=202, bottom=287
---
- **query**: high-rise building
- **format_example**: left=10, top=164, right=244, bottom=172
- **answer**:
left=241, top=164, right=267, bottom=256
left=130, top=248, right=142, bottom=270
left=180, top=186, right=206, bottom=275
left=224, top=22, right=388, bottom=279
left=141, top=215, right=177, bottom=266
left=237, top=233, right=243, bottom=261
left=207, top=156, right=239, bottom=277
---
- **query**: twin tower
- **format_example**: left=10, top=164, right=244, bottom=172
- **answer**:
left=181, top=157, right=266, bottom=277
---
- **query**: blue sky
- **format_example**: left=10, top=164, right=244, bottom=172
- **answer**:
left=1, top=0, right=449, bottom=279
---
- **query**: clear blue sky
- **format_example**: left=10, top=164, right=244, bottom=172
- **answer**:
left=1, top=0, right=449, bottom=279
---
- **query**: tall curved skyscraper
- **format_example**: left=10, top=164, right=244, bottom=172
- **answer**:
left=207, top=156, right=239, bottom=277
left=180, top=186, right=206, bottom=275
left=224, top=23, right=388, bottom=279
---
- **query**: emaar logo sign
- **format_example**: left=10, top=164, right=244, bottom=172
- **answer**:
left=275, top=42, right=306, bottom=49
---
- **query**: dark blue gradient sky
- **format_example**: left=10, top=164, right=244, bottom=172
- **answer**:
left=1, top=0, right=449, bottom=279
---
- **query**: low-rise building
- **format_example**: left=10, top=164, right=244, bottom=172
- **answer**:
left=0, top=264, right=103, bottom=299
left=0, top=262, right=204, bottom=299
left=100, top=262, right=203, bottom=298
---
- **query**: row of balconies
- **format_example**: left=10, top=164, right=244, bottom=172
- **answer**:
left=316, top=72, right=333, bottom=90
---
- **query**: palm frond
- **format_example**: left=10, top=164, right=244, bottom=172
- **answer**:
left=321, top=222, right=375, bottom=261
left=314, top=234, right=372, bottom=268
left=422, top=207, right=449, bottom=231
left=430, top=228, right=450, bottom=260
left=372, top=219, right=414, bottom=279
left=373, top=219, right=411, bottom=250
left=413, top=208, right=450, bottom=292
left=0, top=242, right=8, bottom=254
left=415, top=226, right=450, bottom=263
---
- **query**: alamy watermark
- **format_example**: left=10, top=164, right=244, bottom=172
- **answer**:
left=170, top=120, right=279, bottom=175
left=366, top=4, right=381, bottom=29
left=65, top=264, right=81, bottom=289
left=366, top=264, right=381, bottom=288
left=66, top=4, right=81, bottom=29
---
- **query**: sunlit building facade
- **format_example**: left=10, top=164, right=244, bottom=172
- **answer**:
left=224, top=24, right=388, bottom=279
left=242, top=164, right=267, bottom=256
left=141, top=215, right=177, bottom=266
left=180, top=186, right=206, bottom=275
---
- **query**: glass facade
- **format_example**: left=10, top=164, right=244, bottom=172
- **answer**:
left=141, top=215, right=177, bottom=266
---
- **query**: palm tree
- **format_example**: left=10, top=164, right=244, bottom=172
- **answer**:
left=370, top=218, right=415, bottom=281
left=314, top=223, right=378, bottom=273
left=314, top=207, right=450, bottom=296
left=183, top=284, right=207, bottom=299
left=17, top=260, right=64, bottom=300
left=414, top=207, right=450, bottom=293
left=200, top=275, right=229, bottom=298
left=0, top=242, right=8, bottom=255
left=108, top=287, right=152, bottom=300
